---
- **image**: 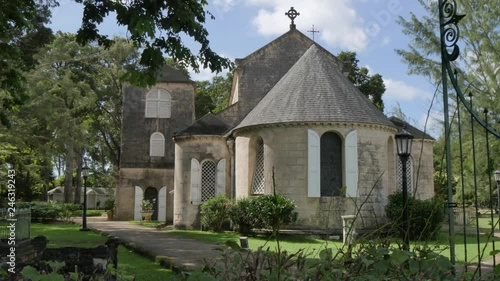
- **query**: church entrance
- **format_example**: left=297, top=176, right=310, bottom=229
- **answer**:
left=144, top=187, right=158, bottom=221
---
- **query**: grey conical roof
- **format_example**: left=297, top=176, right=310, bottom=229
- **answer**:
left=235, top=45, right=394, bottom=130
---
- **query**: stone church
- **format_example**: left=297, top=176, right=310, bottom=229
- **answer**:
left=115, top=12, right=435, bottom=232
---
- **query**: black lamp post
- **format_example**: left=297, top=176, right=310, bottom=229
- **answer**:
left=81, top=163, right=90, bottom=231
left=395, top=128, right=414, bottom=251
left=494, top=170, right=500, bottom=216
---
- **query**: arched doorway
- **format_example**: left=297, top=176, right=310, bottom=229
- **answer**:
left=144, top=187, right=158, bottom=221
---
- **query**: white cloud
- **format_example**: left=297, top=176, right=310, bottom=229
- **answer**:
left=384, top=79, right=432, bottom=101
left=246, top=0, right=368, bottom=52
left=213, top=0, right=235, bottom=12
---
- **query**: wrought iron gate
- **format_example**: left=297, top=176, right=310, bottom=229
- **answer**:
left=439, top=0, right=500, bottom=279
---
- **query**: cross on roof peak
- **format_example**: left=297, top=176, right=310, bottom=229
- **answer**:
left=307, top=25, right=320, bottom=41
left=285, top=7, right=300, bottom=29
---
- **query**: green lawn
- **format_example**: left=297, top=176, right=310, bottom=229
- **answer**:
left=167, top=230, right=343, bottom=257
left=31, top=223, right=179, bottom=281
left=469, top=216, right=500, bottom=230
left=167, top=229, right=500, bottom=264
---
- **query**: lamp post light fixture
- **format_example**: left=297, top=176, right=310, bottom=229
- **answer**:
left=80, top=163, right=90, bottom=231
left=494, top=170, right=500, bottom=216
left=395, top=128, right=414, bottom=251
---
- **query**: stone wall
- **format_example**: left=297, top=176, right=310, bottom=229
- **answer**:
left=120, top=82, right=195, bottom=168
left=116, top=168, right=174, bottom=223
left=234, top=123, right=398, bottom=232
left=411, top=140, right=435, bottom=200
left=173, top=136, right=231, bottom=229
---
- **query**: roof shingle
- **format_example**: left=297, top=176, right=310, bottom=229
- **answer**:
left=235, top=45, right=395, bottom=130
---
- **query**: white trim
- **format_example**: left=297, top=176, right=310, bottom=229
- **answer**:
left=307, top=129, right=321, bottom=197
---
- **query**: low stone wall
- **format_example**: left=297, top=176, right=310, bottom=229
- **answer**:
left=1, top=235, right=119, bottom=281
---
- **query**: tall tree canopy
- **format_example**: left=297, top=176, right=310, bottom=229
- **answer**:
left=0, top=0, right=54, bottom=126
left=1, top=0, right=232, bottom=126
left=195, top=73, right=232, bottom=118
left=337, top=51, right=386, bottom=111
left=396, top=0, right=499, bottom=202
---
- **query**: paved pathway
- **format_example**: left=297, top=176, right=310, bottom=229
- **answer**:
left=74, top=217, right=220, bottom=272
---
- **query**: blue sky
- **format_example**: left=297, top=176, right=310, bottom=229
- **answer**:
left=48, top=0, right=443, bottom=137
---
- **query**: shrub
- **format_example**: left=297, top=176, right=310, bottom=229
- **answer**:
left=74, top=210, right=103, bottom=217
left=200, top=195, right=231, bottom=232
left=229, top=197, right=259, bottom=235
left=17, top=202, right=61, bottom=222
left=385, top=191, right=445, bottom=240
left=58, top=203, right=81, bottom=223
left=253, top=194, right=298, bottom=234
left=104, top=198, right=115, bottom=211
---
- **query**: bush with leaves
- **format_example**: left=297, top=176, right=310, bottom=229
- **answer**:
left=253, top=194, right=298, bottom=234
left=58, top=203, right=82, bottom=223
left=17, top=201, right=61, bottom=222
left=228, top=197, right=260, bottom=235
left=200, top=195, right=232, bottom=232
left=385, top=191, right=445, bottom=240
left=182, top=240, right=458, bottom=281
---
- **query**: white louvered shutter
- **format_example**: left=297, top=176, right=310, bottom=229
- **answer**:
left=345, top=130, right=359, bottom=198
left=145, top=90, right=158, bottom=118
left=158, top=186, right=167, bottom=222
left=134, top=186, right=143, bottom=221
left=308, top=129, right=320, bottom=197
left=216, top=159, right=226, bottom=196
left=158, top=89, right=171, bottom=118
left=190, top=159, right=201, bottom=205
left=150, top=132, right=165, bottom=157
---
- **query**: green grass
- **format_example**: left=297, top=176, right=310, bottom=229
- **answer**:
left=469, top=216, right=500, bottom=229
left=129, top=220, right=165, bottom=228
left=167, top=229, right=500, bottom=264
left=31, top=223, right=106, bottom=247
left=31, top=223, right=180, bottom=281
left=167, top=230, right=343, bottom=257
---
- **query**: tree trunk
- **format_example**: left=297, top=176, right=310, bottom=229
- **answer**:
left=74, top=150, right=83, bottom=204
left=63, top=141, right=74, bottom=203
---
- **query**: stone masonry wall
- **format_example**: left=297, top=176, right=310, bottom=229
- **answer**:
left=173, top=136, right=230, bottom=229
left=120, top=82, right=195, bottom=169
left=116, top=168, right=174, bottom=223
left=235, top=123, right=397, bottom=232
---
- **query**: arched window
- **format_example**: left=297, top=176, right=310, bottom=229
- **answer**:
left=150, top=132, right=165, bottom=157
left=145, top=88, right=171, bottom=118
left=201, top=160, right=217, bottom=202
left=251, top=138, right=265, bottom=195
left=191, top=158, right=226, bottom=205
left=397, top=156, right=413, bottom=194
left=320, top=132, right=342, bottom=196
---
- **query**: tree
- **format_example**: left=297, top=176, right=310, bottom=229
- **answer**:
left=1, top=0, right=232, bottom=126
left=396, top=0, right=499, bottom=203
left=337, top=51, right=386, bottom=111
left=0, top=0, right=55, bottom=126
left=195, top=73, right=232, bottom=118
left=75, top=0, right=233, bottom=86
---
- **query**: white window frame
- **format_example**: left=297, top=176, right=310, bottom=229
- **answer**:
left=145, top=88, right=171, bottom=118
left=150, top=132, right=165, bottom=157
